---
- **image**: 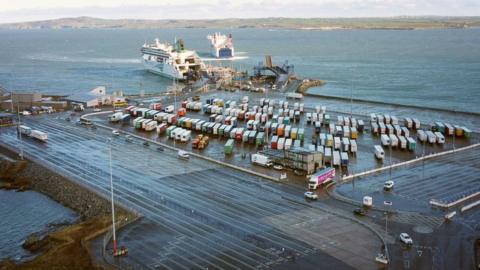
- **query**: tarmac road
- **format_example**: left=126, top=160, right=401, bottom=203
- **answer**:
left=0, top=115, right=383, bottom=270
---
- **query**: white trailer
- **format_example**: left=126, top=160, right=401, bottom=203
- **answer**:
left=145, top=120, right=158, bottom=131
left=333, top=151, right=341, bottom=166
left=181, top=130, right=191, bottom=142
left=404, top=117, right=413, bottom=129
left=398, top=136, right=407, bottom=149
left=285, top=138, right=292, bottom=150
left=426, top=130, right=437, bottom=144
left=343, top=126, right=350, bottom=138
left=391, top=116, right=399, bottom=125
left=342, top=137, right=350, bottom=152
left=434, top=132, right=445, bottom=144
left=374, top=145, right=385, bottom=160
left=389, top=134, right=398, bottom=147
left=413, top=118, right=421, bottom=129
left=379, top=122, right=386, bottom=134
left=19, top=125, right=32, bottom=136
left=371, top=122, right=379, bottom=134
left=381, top=134, right=391, bottom=146
left=277, top=137, right=285, bottom=150
left=334, top=137, right=341, bottom=150
left=417, top=130, right=427, bottom=142
left=30, top=130, right=48, bottom=142
left=384, top=114, right=391, bottom=124
left=370, top=113, right=377, bottom=123
left=251, top=154, right=273, bottom=167
left=350, top=139, right=357, bottom=154
left=401, top=127, right=410, bottom=137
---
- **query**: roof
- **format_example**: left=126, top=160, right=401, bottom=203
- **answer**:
left=0, top=112, right=15, bottom=118
left=65, top=92, right=101, bottom=103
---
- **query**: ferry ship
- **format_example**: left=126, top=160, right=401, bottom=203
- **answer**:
left=207, top=33, right=235, bottom=58
left=141, top=38, right=204, bottom=80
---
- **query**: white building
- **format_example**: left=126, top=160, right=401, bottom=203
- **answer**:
left=66, top=86, right=126, bottom=108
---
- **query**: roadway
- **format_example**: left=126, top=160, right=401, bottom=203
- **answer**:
left=0, top=115, right=382, bottom=270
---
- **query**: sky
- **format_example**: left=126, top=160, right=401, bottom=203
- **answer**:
left=0, top=0, right=479, bottom=23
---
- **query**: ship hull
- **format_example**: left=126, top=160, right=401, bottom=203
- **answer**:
left=142, top=59, right=184, bottom=80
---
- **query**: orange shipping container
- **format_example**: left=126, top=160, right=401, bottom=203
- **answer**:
left=177, top=108, right=186, bottom=117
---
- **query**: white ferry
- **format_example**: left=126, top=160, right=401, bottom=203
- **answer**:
left=207, top=33, right=235, bottom=58
left=141, top=38, right=204, bottom=80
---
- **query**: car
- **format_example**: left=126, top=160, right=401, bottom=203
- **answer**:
left=399, top=233, right=413, bottom=245
left=273, top=164, right=284, bottom=171
left=65, top=117, right=71, bottom=122
left=304, top=191, right=318, bottom=200
left=112, top=130, right=120, bottom=136
left=353, top=208, right=367, bottom=216
left=93, top=108, right=102, bottom=112
left=178, top=150, right=190, bottom=159
left=384, top=180, right=395, bottom=190
left=22, top=110, right=31, bottom=116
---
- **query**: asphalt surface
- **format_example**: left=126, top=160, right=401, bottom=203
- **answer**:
left=0, top=115, right=383, bottom=270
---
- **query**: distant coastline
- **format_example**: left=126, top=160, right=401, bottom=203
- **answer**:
left=1, top=16, right=480, bottom=30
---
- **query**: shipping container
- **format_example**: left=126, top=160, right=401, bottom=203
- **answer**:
left=444, top=123, right=454, bottom=136
left=166, top=126, right=177, bottom=137
left=370, top=113, right=377, bottom=122
left=435, top=122, right=445, bottom=134
left=277, top=138, right=285, bottom=150
left=156, top=123, right=167, bottom=135
left=384, top=114, right=391, bottom=124
left=271, top=135, right=279, bottom=149
left=319, top=133, right=326, bottom=146
left=326, top=134, right=334, bottom=147
left=379, top=122, right=386, bottom=134
left=386, top=124, right=394, bottom=135
left=291, top=128, right=298, bottom=140
left=224, top=139, right=234, bottom=155
left=256, top=132, right=265, bottom=146
left=298, top=128, right=305, bottom=141
left=315, top=121, right=322, bottom=134
left=374, top=145, right=385, bottom=160
left=350, top=127, right=358, bottom=139
left=181, top=130, right=191, bottom=142
left=324, top=147, right=332, bottom=164
left=343, top=126, right=350, bottom=138
left=235, top=128, right=244, bottom=141
left=401, top=127, right=410, bottom=137
left=454, top=125, right=464, bottom=137
left=391, top=116, right=399, bottom=125
left=293, top=139, right=301, bottom=149
left=285, top=125, right=291, bottom=138
left=285, top=138, right=292, bottom=150
left=243, top=131, right=249, bottom=143
left=394, top=125, right=402, bottom=136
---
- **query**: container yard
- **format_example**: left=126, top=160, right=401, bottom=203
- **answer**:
left=1, top=84, right=479, bottom=270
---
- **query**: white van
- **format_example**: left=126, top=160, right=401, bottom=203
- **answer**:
left=374, top=145, right=385, bottom=160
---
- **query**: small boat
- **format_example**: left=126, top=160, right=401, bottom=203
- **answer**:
left=178, top=150, right=190, bottom=159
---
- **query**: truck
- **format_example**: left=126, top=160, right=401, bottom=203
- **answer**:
left=342, top=137, right=350, bottom=152
left=109, top=112, right=123, bottom=123
left=181, top=130, right=191, bottom=142
left=308, top=167, right=336, bottom=189
left=19, top=125, right=32, bottom=136
left=30, top=130, right=48, bottom=142
left=404, top=117, right=413, bottom=129
left=434, top=132, right=445, bottom=144
left=413, top=118, right=421, bottom=129
left=374, top=145, right=385, bottom=160
left=251, top=154, right=273, bottom=168
left=426, top=131, right=437, bottom=144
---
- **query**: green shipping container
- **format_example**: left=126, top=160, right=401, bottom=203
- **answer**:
left=298, top=128, right=305, bottom=141
left=256, top=132, right=265, bottom=146
left=224, top=139, right=234, bottom=155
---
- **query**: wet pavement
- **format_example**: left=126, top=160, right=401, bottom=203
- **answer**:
left=0, top=115, right=384, bottom=270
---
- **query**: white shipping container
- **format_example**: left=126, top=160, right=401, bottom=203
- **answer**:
left=389, top=134, right=398, bottom=147
left=381, top=134, right=391, bottom=146
left=398, top=136, right=407, bottom=149
left=434, top=132, right=445, bottom=144
left=350, top=140, right=357, bottom=153
left=417, top=130, right=427, bottom=142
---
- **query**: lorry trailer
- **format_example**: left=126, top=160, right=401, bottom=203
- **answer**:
left=308, top=167, right=335, bottom=189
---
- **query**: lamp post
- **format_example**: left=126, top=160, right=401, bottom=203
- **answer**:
left=108, top=139, right=117, bottom=255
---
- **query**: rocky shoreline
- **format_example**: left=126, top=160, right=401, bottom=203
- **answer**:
left=0, top=147, right=139, bottom=269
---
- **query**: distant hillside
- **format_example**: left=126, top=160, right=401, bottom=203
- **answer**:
left=2, top=16, right=480, bottom=30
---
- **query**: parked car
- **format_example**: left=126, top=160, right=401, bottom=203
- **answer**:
left=353, top=208, right=367, bottom=216
left=112, top=130, right=120, bottom=136
left=384, top=180, right=395, bottom=191
left=304, top=191, right=318, bottom=200
left=399, top=233, right=413, bottom=245
left=273, top=164, right=284, bottom=170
